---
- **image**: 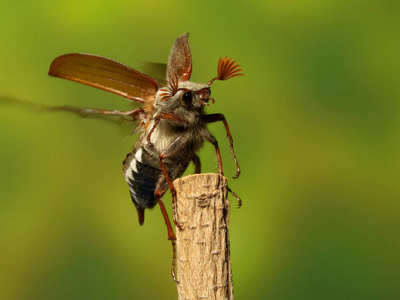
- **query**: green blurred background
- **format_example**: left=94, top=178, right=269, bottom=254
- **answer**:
left=1, top=1, right=399, bottom=299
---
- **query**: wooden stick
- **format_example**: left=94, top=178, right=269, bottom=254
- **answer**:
left=174, top=173, right=234, bottom=300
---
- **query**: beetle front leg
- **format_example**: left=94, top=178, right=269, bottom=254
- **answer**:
left=201, top=113, right=240, bottom=178
left=204, top=134, right=224, bottom=176
left=147, top=112, right=189, bottom=147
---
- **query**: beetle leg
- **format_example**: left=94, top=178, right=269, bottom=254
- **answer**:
left=147, top=117, right=161, bottom=147
left=158, top=134, right=191, bottom=229
left=204, top=134, right=224, bottom=176
left=227, top=186, right=242, bottom=208
left=154, top=187, right=179, bottom=283
left=147, top=112, right=189, bottom=147
left=155, top=186, right=176, bottom=241
left=201, top=113, right=240, bottom=178
left=159, top=158, right=181, bottom=229
left=47, top=106, right=147, bottom=121
left=192, top=154, right=201, bottom=174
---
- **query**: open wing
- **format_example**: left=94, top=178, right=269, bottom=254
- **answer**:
left=49, top=53, right=159, bottom=103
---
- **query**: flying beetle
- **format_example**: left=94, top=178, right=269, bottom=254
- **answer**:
left=48, top=33, right=243, bottom=280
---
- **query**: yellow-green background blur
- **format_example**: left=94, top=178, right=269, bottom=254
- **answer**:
left=1, top=1, right=399, bottom=299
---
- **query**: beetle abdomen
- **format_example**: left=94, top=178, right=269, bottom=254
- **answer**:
left=123, top=147, right=162, bottom=224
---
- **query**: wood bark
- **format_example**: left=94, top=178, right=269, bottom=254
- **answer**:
left=174, top=173, right=234, bottom=300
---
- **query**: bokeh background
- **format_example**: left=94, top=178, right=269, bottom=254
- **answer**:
left=1, top=1, right=399, bottom=299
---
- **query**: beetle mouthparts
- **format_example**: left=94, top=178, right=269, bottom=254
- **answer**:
left=199, top=100, right=210, bottom=106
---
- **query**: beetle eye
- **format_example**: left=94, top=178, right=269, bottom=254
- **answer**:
left=182, top=91, right=192, bottom=104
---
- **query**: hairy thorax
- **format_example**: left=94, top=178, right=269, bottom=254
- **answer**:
left=146, top=118, right=206, bottom=158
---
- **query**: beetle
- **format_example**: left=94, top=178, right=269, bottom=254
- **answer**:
left=48, top=33, right=243, bottom=280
